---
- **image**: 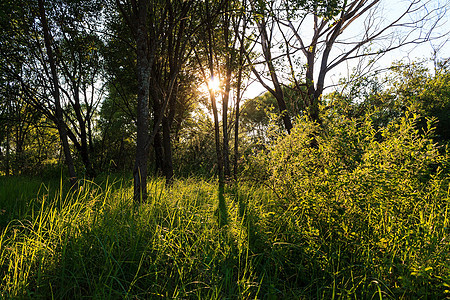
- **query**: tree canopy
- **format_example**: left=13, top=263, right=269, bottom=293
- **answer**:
left=0, top=0, right=448, bottom=193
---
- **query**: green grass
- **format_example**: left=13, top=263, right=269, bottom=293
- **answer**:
left=0, top=176, right=58, bottom=230
left=0, top=175, right=449, bottom=299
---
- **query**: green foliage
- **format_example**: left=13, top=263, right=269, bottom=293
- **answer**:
left=0, top=86, right=61, bottom=175
left=241, top=85, right=305, bottom=140
left=97, top=94, right=136, bottom=172
left=1, top=0, right=450, bottom=297
left=391, top=61, right=450, bottom=143
left=288, top=0, right=344, bottom=18
left=241, top=92, right=277, bottom=133
left=328, top=61, right=450, bottom=144
left=172, top=109, right=217, bottom=178
left=247, top=110, right=450, bottom=297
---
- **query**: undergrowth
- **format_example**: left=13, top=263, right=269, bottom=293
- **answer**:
left=0, top=111, right=449, bottom=299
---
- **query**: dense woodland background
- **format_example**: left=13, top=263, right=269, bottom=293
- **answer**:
left=1, top=0, right=450, bottom=298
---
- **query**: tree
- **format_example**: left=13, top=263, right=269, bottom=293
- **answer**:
left=380, top=60, right=450, bottom=142
left=248, top=0, right=294, bottom=133
left=58, top=27, right=104, bottom=178
left=38, top=0, right=77, bottom=185
left=115, top=0, right=204, bottom=200
left=194, top=0, right=226, bottom=191
left=149, top=0, right=196, bottom=185
left=193, top=0, right=253, bottom=183
left=0, top=0, right=104, bottom=183
left=99, top=11, right=138, bottom=172
left=232, top=0, right=251, bottom=181
left=192, top=0, right=234, bottom=226
left=115, top=0, right=154, bottom=202
left=248, top=0, right=448, bottom=129
left=324, top=58, right=450, bottom=146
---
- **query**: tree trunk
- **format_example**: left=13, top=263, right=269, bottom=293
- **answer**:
left=133, top=21, right=151, bottom=203
left=256, top=15, right=293, bottom=133
left=222, top=69, right=231, bottom=180
left=164, top=80, right=178, bottom=185
left=309, top=93, right=321, bottom=124
left=234, top=52, right=244, bottom=181
left=14, top=126, right=24, bottom=173
left=38, top=0, right=77, bottom=187
left=233, top=8, right=248, bottom=181
left=118, top=133, right=125, bottom=171
left=221, top=8, right=232, bottom=180
left=5, top=125, right=10, bottom=176
left=233, top=83, right=241, bottom=182
left=205, top=0, right=224, bottom=190
left=87, top=115, right=95, bottom=171
left=153, top=130, right=164, bottom=176
left=150, top=77, right=174, bottom=184
left=162, top=117, right=174, bottom=185
left=305, top=49, right=319, bottom=123
left=73, top=91, right=95, bottom=178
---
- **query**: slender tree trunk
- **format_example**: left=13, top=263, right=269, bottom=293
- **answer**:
left=157, top=80, right=175, bottom=186
left=87, top=110, right=94, bottom=154
left=309, top=93, right=321, bottom=124
left=210, top=90, right=224, bottom=187
left=38, top=0, right=77, bottom=187
left=305, top=51, right=320, bottom=148
left=5, top=125, right=10, bottom=176
left=222, top=7, right=232, bottom=180
left=305, top=50, right=318, bottom=122
left=163, top=81, right=178, bottom=185
left=256, top=15, right=293, bottom=133
left=78, top=127, right=95, bottom=178
left=205, top=1, right=224, bottom=190
left=15, top=127, right=24, bottom=173
left=162, top=117, right=174, bottom=184
left=233, top=8, right=247, bottom=181
left=206, top=1, right=226, bottom=226
left=211, top=87, right=226, bottom=227
left=234, top=57, right=244, bottom=181
left=153, top=129, right=164, bottom=176
left=55, top=110, right=76, bottom=185
left=233, top=87, right=241, bottom=181
left=116, top=0, right=157, bottom=202
left=87, top=115, right=95, bottom=170
left=192, top=0, right=229, bottom=226
left=222, top=70, right=231, bottom=180
left=118, top=133, right=125, bottom=171
left=79, top=143, right=94, bottom=177
left=151, top=84, right=163, bottom=176
left=133, top=25, right=151, bottom=203
left=150, top=79, right=174, bottom=183
left=73, top=91, right=95, bottom=178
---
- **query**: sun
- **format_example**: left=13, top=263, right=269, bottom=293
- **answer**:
left=208, top=77, right=221, bottom=92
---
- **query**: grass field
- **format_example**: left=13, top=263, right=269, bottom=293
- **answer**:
left=0, top=172, right=449, bottom=299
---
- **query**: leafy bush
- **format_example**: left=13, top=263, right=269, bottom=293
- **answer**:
left=247, top=109, right=450, bottom=297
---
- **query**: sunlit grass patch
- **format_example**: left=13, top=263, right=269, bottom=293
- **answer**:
left=0, top=161, right=449, bottom=299
left=0, top=177, right=276, bottom=298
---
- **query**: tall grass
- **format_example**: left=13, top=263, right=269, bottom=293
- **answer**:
left=1, top=174, right=449, bottom=299
left=0, top=176, right=54, bottom=229
left=1, top=177, right=281, bottom=298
